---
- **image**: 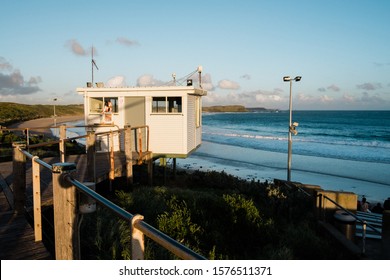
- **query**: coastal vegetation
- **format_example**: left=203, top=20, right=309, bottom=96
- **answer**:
left=202, top=105, right=249, bottom=112
left=78, top=169, right=354, bottom=260
left=0, top=102, right=84, bottom=126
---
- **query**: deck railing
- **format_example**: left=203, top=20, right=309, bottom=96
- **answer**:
left=317, top=193, right=382, bottom=254
left=3, top=124, right=151, bottom=185
left=13, top=143, right=205, bottom=260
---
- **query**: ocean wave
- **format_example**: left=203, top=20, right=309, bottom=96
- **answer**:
left=202, top=130, right=390, bottom=149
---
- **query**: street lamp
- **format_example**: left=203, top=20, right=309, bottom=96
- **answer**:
left=283, top=76, right=301, bottom=181
left=53, top=98, right=57, bottom=127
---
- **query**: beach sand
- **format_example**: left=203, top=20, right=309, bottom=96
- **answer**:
left=8, top=115, right=84, bottom=136
left=176, top=141, right=390, bottom=205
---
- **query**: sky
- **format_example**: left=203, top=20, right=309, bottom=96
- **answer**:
left=1, top=0, right=389, bottom=110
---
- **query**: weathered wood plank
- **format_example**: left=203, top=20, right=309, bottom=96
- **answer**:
left=0, top=212, right=52, bottom=260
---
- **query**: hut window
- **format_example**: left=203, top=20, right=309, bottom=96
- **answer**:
left=90, top=97, right=103, bottom=113
left=152, top=97, right=166, bottom=113
left=168, top=97, right=182, bottom=113
left=90, top=97, right=118, bottom=113
left=152, top=97, right=182, bottom=113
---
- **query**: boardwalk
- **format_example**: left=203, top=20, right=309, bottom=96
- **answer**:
left=0, top=150, right=152, bottom=260
left=0, top=174, right=52, bottom=260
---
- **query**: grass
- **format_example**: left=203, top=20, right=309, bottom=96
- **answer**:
left=0, top=102, right=84, bottom=126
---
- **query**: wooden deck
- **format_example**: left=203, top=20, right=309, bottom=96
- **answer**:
left=0, top=174, right=52, bottom=259
left=0, top=150, right=152, bottom=260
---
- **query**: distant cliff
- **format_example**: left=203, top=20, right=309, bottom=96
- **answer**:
left=202, top=105, right=248, bottom=112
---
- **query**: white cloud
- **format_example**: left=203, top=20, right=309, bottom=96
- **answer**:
left=203, top=89, right=285, bottom=109
left=65, top=39, right=92, bottom=56
left=116, top=37, right=139, bottom=47
left=136, top=74, right=164, bottom=87
left=298, top=93, right=315, bottom=102
left=106, top=76, right=126, bottom=87
left=320, top=95, right=334, bottom=103
left=218, top=79, right=240, bottom=90
left=199, top=73, right=215, bottom=91
left=342, top=93, right=356, bottom=103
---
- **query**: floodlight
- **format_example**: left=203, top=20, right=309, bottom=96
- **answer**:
left=294, top=76, right=302, bottom=82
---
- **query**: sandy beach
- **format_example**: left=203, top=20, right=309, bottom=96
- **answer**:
left=8, top=115, right=84, bottom=136
left=176, top=141, right=390, bottom=205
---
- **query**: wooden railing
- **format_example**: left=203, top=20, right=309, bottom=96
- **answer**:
left=3, top=124, right=151, bottom=185
left=12, top=142, right=206, bottom=260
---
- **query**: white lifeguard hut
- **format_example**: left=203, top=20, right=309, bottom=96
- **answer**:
left=76, top=67, right=207, bottom=160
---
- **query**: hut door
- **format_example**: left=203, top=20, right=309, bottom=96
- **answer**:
left=124, top=97, right=145, bottom=127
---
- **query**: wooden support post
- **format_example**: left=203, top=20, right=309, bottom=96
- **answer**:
left=109, top=131, right=115, bottom=181
left=172, top=158, right=177, bottom=180
left=52, top=162, right=79, bottom=260
left=59, top=125, right=66, bottom=163
left=131, top=214, right=145, bottom=260
left=32, top=156, right=42, bottom=242
left=148, top=159, right=153, bottom=187
left=138, top=128, right=143, bottom=163
left=382, top=210, right=390, bottom=259
left=25, top=128, right=30, bottom=153
left=86, top=131, right=96, bottom=182
left=124, top=125, right=133, bottom=187
left=12, top=142, right=26, bottom=215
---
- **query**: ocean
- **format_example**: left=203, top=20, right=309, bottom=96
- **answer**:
left=62, top=111, right=390, bottom=204
left=178, top=110, right=390, bottom=204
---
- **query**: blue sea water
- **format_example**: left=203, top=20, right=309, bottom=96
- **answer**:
left=185, top=110, right=390, bottom=202
left=201, top=110, right=390, bottom=164
left=62, top=111, right=390, bottom=202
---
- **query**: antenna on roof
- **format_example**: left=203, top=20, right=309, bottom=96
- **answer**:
left=197, top=65, right=202, bottom=88
left=91, top=46, right=99, bottom=86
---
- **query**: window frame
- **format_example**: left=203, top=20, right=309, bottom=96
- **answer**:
left=89, top=97, right=119, bottom=114
left=152, top=96, right=182, bottom=114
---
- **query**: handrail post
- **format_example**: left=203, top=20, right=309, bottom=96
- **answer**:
left=12, top=142, right=26, bottom=214
left=383, top=210, right=390, bottom=259
left=131, top=214, right=145, bottom=260
left=124, top=125, right=133, bottom=186
left=86, top=130, right=96, bottom=182
left=32, top=156, right=42, bottom=241
left=52, top=162, right=79, bottom=260
left=109, top=130, right=115, bottom=181
left=362, top=221, right=366, bottom=255
left=59, top=124, right=67, bottom=162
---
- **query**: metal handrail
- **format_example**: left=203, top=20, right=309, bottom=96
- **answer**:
left=321, top=194, right=381, bottom=234
left=17, top=147, right=205, bottom=260
left=67, top=176, right=205, bottom=260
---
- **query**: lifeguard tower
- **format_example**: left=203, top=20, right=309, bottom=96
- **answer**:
left=76, top=67, right=207, bottom=162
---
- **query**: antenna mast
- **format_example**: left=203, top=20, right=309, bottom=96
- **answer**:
left=91, top=46, right=99, bottom=86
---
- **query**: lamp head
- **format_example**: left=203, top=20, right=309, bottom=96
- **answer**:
left=294, top=76, right=302, bottom=82
left=283, top=76, right=291, bottom=82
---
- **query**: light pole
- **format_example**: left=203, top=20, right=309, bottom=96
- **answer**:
left=283, top=76, right=301, bottom=181
left=53, top=98, right=57, bottom=127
